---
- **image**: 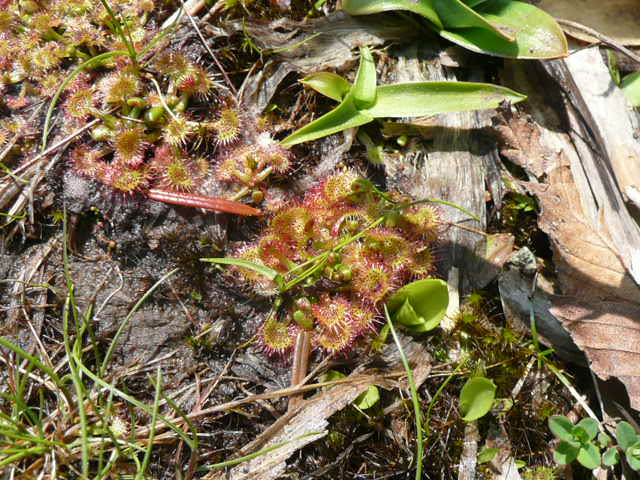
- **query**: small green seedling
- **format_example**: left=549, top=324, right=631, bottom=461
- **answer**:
left=281, top=47, right=526, bottom=146
left=548, top=416, right=605, bottom=470
left=343, top=0, right=568, bottom=59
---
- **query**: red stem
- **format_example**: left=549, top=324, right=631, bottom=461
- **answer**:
left=147, top=188, right=262, bottom=216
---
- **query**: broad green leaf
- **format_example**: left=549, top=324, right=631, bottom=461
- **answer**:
left=616, top=421, right=638, bottom=450
left=577, top=418, right=599, bottom=441
left=549, top=415, right=576, bottom=443
left=362, top=81, right=526, bottom=118
left=441, top=0, right=568, bottom=59
left=355, top=386, right=380, bottom=409
left=433, top=0, right=514, bottom=41
left=458, top=376, right=496, bottom=421
left=462, top=0, right=490, bottom=7
left=621, top=72, right=640, bottom=107
left=602, top=447, right=620, bottom=467
left=577, top=442, right=601, bottom=470
left=626, top=440, right=640, bottom=471
left=280, top=97, right=373, bottom=146
left=394, top=298, right=423, bottom=327
left=386, top=279, right=449, bottom=333
left=342, top=0, right=442, bottom=29
left=352, top=47, right=377, bottom=109
left=301, top=72, right=351, bottom=102
left=477, top=447, right=499, bottom=464
left=201, top=258, right=284, bottom=289
left=553, top=441, right=579, bottom=465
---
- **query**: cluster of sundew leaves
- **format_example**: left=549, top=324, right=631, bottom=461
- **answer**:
left=0, top=0, right=292, bottom=204
left=232, top=169, right=441, bottom=356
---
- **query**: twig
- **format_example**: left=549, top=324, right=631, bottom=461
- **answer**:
left=557, top=18, right=640, bottom=65
left=288, top=330, right=311, bottom=412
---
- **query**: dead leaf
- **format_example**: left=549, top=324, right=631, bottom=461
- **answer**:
left=549, top=297, right=640, bottom=410
left=537, top=0, right=640, bottom=46
left=529, top=165, right=640, bottom=304
left=471, top=233, right=515, bottom=289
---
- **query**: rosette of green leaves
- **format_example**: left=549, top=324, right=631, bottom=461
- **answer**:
left=549, top=416, right=603, bottom=470
left=386, top=278, right=448, bottom=333
left=342, top=0, right=568, bottom=59
left=280, top=47, right=526, bottom=146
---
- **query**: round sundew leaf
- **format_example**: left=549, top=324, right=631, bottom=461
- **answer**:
left=458, top=376, right=496, bottom=422
left=386, top=279, right=449, bottom=333
left=548, top=415, right=576, bottom=443
left=577, top=442, right=601, bottom=470
left=301, top=72, right=351, bottom=102
left=616, top=421, right=638, bottom=450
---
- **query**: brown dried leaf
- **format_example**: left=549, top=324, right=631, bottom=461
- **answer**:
left=529, top=165, right=640, bottom=303
left=549, top=297, right=640, bottom=409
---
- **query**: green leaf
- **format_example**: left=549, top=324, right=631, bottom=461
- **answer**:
left=393, top=298, right=422, bottom=327
left=352, top=46, right=377, bottom=109
left=577, top=418, right=599, bottom=441
left=477, top=446, right=499, bottom=464
left=602, top=447, right=620, bottom=467
left=553, top=441, right=579, bottom=465
left=626, top=440, right=640, bottom=471
left=458, top=376, right=496, bottom=422
left=342, top=0, right=442, bottom=29
left=200, top=258, right=284, bottom=290
left=386, top=278, right=449, bottom=332
left=616, top=421, right=638, bottom=450
left=279, top=97, right=373, bottom=147
left=433, top=0, right=514, bottom=41
left=362, top=81, right=526, bottom=118
left=441, top=0, right=568, bottom=59
left=301, top=72, right=351, bottom=102
left=548, top=415, right=576, bottom=443
left=621, top=72, right=640, bottom=107
left=577, top=442, right=601, bottom=470
left=354, top=386, right=380, bottom=410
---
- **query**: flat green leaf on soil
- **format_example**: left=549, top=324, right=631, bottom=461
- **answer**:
left=433, top=0, right=514, bottom=41
left=459, top=376, right=496, bottom=421
left=301, top=72, right=351, bottom=102
left=576, top=418, right=599, bottom=441
left=386, top=278, right=449, bottom=332
left=362, top=81, right=526, bottom=118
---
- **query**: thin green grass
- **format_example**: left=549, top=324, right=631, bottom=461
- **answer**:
left=385, top=305, right=424, bottom=480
